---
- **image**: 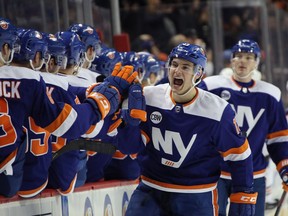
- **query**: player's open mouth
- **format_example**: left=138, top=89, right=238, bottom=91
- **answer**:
left=173, top=78, right=183, bottom=86
left=239, top=66, right=246, bottom=70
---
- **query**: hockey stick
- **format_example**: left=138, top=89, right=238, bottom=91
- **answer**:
left=274, top=190, right=287, bottom=216
left=52, top=139, right=117, bottom=161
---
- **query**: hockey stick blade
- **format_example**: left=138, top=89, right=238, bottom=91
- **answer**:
left=274, top=190, right=287, bottom=216
left=52, top=139, right=117, bottom=161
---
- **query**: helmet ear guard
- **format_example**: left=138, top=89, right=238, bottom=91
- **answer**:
left=55, top=31, right=85, bottom=67
left=14, top=29, right=48, bottom=70
left=194, top=64, right=204, bottom=77
left=0, top=18, right=19, bottom=64
left=192, top=64, right=204, bottom=86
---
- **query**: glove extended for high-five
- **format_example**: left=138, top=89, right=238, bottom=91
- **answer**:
left=278, top=162, right=288, bottom=191
left=228, top=188, right=258, bottom=216
left=104, top=62, right=138, bottom=97
left=122, top=83, right=147, bottom=126
left=85, top=82, right=120, bottom=120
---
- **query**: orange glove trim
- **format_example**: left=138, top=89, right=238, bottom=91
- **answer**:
left=108, top=118, right=123, bottom=133
left=127, top=71, right=138, bottom=83
left=230, top=192, right=258, bottom=204
left=111, top=62, right=122, bottom=76
left=86, top=83, right=100, bottom=97
left=87, top=92, right=111, bottom=120
left=110, top=62, right=138, bottom=84
left=130, top=109, right=147, bottom=122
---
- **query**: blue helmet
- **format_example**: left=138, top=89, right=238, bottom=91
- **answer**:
left=16, top=27, right=27, bottom=38
left=137, top=52, right=161, bottom=79
left=144, top=57, right=161, bottom=79
left=0, top=18, right=18, bottom=51
left=0, top=18, right=19, bottom=64
left=135, top=51, right=162, bottom=82
left=44, top=33, right=67, bottom=70
left=55, top=31, right=85, bottom=66
left=15, top=29, right=49, bottom=70
left=231, top=39, right=261, bottom=59
left=68, top=23, right=101, bottom=59
left=90, top=47, right=122, bottom=77
left=168, top=43, right=207, bottom=74
left=121, top=51, right=142, bottom=71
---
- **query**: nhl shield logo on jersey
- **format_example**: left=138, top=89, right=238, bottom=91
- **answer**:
left=0, top=20, right=8, bottom=30
left=150, top=111, right=162, bottom=124
left=220, top=90, right=231, bottom=101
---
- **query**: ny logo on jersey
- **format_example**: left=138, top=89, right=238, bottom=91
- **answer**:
left=152, top=127, right=197, bottom=168
left=231, top=105, right=265, bottom=136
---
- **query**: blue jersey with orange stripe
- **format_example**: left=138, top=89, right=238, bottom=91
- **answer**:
left=41, top=73, right=91, bottom=195
left=0, top=65, right=100, bottom=180
left=18, top=116, right=52, bottom=198
left=120, top=83, right=254, bottom=193
left=15, top=71, right=96, bottom=198
left=199, top=75, right=288, bottom=179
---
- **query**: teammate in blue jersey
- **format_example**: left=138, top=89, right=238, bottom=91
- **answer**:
left=13, top=29, right=58, bottom=198
left=17, top=30, right=88, bottom=197
left=199, top=39, right=288, bottom=216
left=122, top=42, right=257, bottom=216
left=0, top=18, right=138, bottom=197
left=46, top=30, right=91, bottom=193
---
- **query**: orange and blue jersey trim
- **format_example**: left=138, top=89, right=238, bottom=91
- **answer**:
left=220, top=168, right=266, bottom=179
left=18, top=179, right=48, bottom=198
left=266, top=129, right=288, bottom=145
left=141, top=175, right=217, bottom=193
left=57, top=174, right=77, bottom=196
left=44, top=104, right=77, bottom=137
left=220, top=139, right=251, bottom=162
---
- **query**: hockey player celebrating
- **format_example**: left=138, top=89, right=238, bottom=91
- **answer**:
left=122, top=42, right=257, bottom=216
left=199, top=39, right=288, bottom=216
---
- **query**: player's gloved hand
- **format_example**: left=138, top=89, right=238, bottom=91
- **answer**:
left=279, top=164, right=288, bottom=191
left=122, top=83, right=147, bottom=126
left=104, top=62, right=138, bottom=97
left=228, top=187, right=258, bottom=216
left=85, top=82, right=120, bottom=120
